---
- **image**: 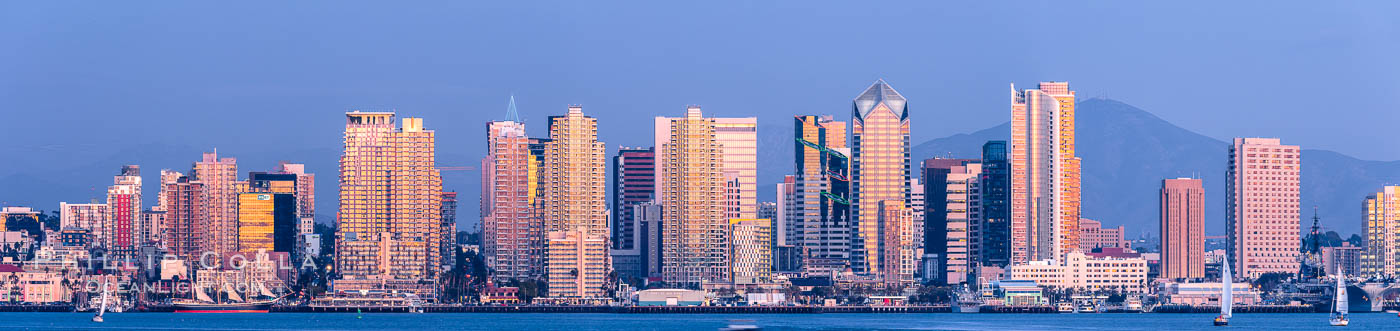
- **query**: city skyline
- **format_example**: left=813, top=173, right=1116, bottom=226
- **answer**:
left=5, top=2, right=1400, bottom=239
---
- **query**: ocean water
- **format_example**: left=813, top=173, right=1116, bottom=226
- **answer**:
left=3, top=312, right=1394, bottom=330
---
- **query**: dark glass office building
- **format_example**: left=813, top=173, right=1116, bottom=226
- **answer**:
left=979, top=141, right=1011, bottom=268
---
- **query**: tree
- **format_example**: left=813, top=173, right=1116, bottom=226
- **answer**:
left=1252, top=272, right=1292, bottom=294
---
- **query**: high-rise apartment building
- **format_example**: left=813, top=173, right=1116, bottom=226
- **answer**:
left=1010, top=82, right=1080, bottom=263
left=1362, top=186, right=1400, bottom=278
left=1226, top=138, right=1301, bottom=278
left=878, top=200, right=915, bottom=285
left=336, top=111, right=443, bottom=282
left=440, top=191, right=458, bottom=269
left=541, top=106, right=608, bottom=298
left=792, top=115, right=851, bottom=274
left=980, top=141, right=1012, bottom=268
left=850, top=80, right=911, bottom=276
left=193, top=152, right=238, bottom=256
left=163, top=176, right=206, bottom=262
left=611, top=147, right=655, bottom=251
left=730, top=218, right=772, bottom=284
left=1161, top=178, right=1205, bottom=280
left=910, top=178, right=926, bottom=258
left=106, top=165, right=141, bottom=259
left=59, top=202, right=107, bottom=245
left=923, top=159, right=981, bottom=285
left=481, top=105, right=543, bottom=281
left=155, top=169, right=183, bottom=212
left=655, top=106, right=730, bottom=285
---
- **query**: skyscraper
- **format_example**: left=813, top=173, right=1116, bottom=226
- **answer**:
left=850, top=80, right=911, bottom=277
left=163, top=176, right=206, bottom=263
left=272, top=162, right=316, bottom=236
left=155, top=169, right=183, bottom=212
left=655, top=106, right=730, bottom=285
left=336, top=111, right=443, bottom=282
left=792, top=115, right=851, bottom=274
left=1161, top=178, right=1205, bottom=280
left=1226, top=137, right=1301, bottom=278
left=193, top=152, right=238, bottom=256
left=481, top=104, right=543, bottom=281
left=542, top=106, right=608, bottom=298
left=1009, top=82, right=1080, bottom=263
left=105, top=165, right=141, bottom=259
left=236, top=192, right=296, bottom=253
left=611, top=146, right=655, bottom=251
left=979, top=141, right=1011, bottom=268
left=1361, top=186, right=1399, bottom=278
left=715, top=117, right=758, bottom=221
left=923, top=159, right=981, bottom=285
left=440, top=191, right=458, bottom=270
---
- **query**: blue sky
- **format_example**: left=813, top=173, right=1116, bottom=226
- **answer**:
left=3, top=1, right=1398, bottom=228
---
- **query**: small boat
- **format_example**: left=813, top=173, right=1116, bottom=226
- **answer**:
left=92, top=278, right=109, bottom=323
left=1057, top=302, right=1074, bottom=313
left=1329, top=266, right=1349, bottom=327
left=719, top=320, right=761, bottom=331
left=1214, top=257, right=1233, bottom=326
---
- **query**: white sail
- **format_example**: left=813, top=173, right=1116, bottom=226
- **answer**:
left=96, top=279, right=109, bottom=317
left=1221, top=257, right=1233, bottom=318
left=224, top=283, right=244, bottom=302
left=1334, top=268, right=1348, bottom=314
left=257, top=282, right=275, bottom=298
left=195, top=284, right=214, bottom=303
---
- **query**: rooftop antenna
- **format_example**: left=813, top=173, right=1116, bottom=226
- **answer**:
left=505, top=94, right=521, bottom=122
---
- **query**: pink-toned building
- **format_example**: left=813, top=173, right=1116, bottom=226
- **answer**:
left=481, top=100, right=543, bottom=282
left=1161, top=178, right=1204, bottom=279
left=105, top=165, right=141, bottom=259
left=1227, top=138, right=1301, bottom=278
left=1077, top=218, right=1127, bottom=252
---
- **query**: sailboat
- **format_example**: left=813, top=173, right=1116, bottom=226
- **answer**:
left=1330, top=266, right=1349, bottom=326
left=1214, top=257, right=1233, bottom=326
left=172, top=279, right=272, bottom=313
left=92, top=278, right=109, bottom=323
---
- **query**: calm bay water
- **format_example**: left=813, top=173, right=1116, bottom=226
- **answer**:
left=3, top=312, right=1395, bottom=330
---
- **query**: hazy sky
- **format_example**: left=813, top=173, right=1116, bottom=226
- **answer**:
left=3, top=1, right=1398, bottom=227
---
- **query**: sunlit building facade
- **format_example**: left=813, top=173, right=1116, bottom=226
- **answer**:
left=542, top=106, right=609, bottom=298
left=850, top=80, right=911, bottom=276
left=1362, top=186, right=1400, bottom=278
left=655, top=106, right=730, bottom=285
left=481, top=105, right=543, bottom=281
left=105, top=165, right=142, bottom=259
left=793, top=115, right=851, bottom=274
left=1161, top=178, right=1205, bottom=279
left=164, top=176, right=206, bottom=262
left=878, top=200, right=915, bottom=285
left=545, top=229, right=607, bottom=299
left=193, top=152, right=239, bottom=256
left=336, top=111, right=443, bottom=281
left=1009, top=82, right=1080, bottom=263
left=59, top=202, right=107, bottom=246
left=715, top=117, right=758, bottom=221
left=1226, top=137, right=1300, bottom=278
left=236, top=192, right=296, bottom=253
left=730, top=218, right=772, bottom=284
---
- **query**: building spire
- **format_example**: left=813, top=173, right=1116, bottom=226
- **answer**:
left=505, top=94, right=521, bottom=122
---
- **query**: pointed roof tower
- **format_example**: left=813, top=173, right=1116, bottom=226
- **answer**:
left=853, top=79, right=907, bottom=119
left=505, top=94, right=521, bottom=122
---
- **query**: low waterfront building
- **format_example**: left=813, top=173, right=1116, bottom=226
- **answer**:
left=0, top=264, right=70, bottom=304
left=989, top=279, right=1045, bottom=306
left=1156, top=281, right=1261, bottom=306
left=636, top=289, right=706, bottom=306
left=1006, top=251, right=1148, bottom=293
